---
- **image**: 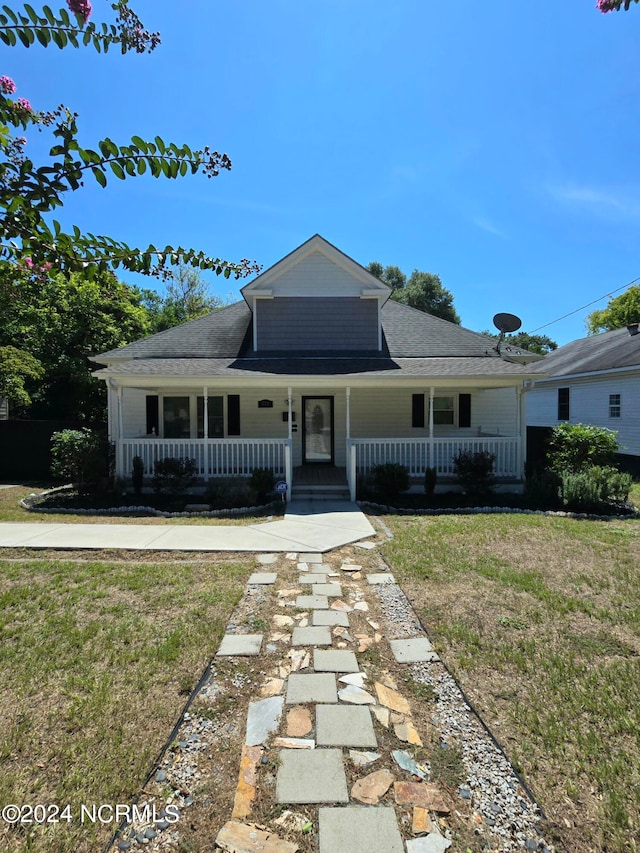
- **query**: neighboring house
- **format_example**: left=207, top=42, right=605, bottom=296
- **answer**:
left=527, top=324, right=640, bottom=465
left=92, top=235, right=541, bottom=500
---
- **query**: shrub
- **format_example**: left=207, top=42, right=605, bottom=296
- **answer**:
left=207, top=477, right=254, bottom=509
left=424, top=466, right=437, bottom=496
left=548, top=423, right=619, bottom=474
left=371, top=463, right=410, bottom=501
left=452, top=450, right=495, bottom=496
left=524, top=470, right=561, bottom=509
left=152, top=457, right=197, bottom=495
left=356, top=473, right=376, bottom=501
left=132, top=456, right=144, bottom=495
left=249, top=468, right=275, bottom=503
left=559, top=465, right=633, bottom=511
left=50, top=428, right=105, bottom=493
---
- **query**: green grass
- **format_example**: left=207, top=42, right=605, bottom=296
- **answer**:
left=382, top=511, right=640, bottom=853
left=0, top=557, right=249, bottom=853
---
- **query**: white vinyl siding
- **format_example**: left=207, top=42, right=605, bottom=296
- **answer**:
left=262, top=250, right=371, bottom=298
left=527, top=372, right=640, bottom=456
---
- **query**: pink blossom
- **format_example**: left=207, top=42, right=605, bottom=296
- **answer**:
left=0, top=75, right=16, bottom=94
left=67, top=0, right=92, bottom=23
left=23, top=257, right=34, bottom=269
left=16, top=97, right=32, bottom=113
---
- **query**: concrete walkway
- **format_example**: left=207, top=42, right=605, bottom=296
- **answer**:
left=0, top=500, right=376, bottom=553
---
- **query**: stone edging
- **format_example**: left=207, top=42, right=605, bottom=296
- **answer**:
left=357, top=499, right=639, bottom=522
left=19, top=488, right=282, bottom=520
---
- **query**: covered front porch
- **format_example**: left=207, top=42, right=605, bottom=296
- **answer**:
left=110, top=380, right=527, bottom=501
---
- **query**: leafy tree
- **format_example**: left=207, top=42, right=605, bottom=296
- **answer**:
left=0, top=265, right=150, bottom=420
left=0, top=345, right=43, bottom=411
left=585, top=285, right=640, bottom=334
left=481, top=330, right=558, bottom=355
left=0, top=1, right=259, bottom=280
left=547, top=423, right=619, bottom=474
left=597, top=0, right=639, bottom=11
left=367, top=262, right=460, bottom=323
left=138, top=266, right=227, bottom=333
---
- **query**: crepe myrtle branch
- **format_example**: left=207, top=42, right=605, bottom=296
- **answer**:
left=0, top=1, right=160, bottom=54
left=596, top=0, right=639, bottom=11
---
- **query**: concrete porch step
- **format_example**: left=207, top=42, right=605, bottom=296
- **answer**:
left=292, top=486, right=351, bottom=501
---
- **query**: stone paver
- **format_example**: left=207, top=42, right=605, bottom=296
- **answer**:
left=312, top=609, right=350, bottom=627
left=257, top=553, right=278, bottom=564
left=276, top=749, right=348, bottom=804
left=318, top=806, right=404, bottom=853
left=389, top=637, right=438, bottom=663
left=367, top=573, right=395, bottom=585
left=298, top=573, right=328, bottom=584
left=286, top=673, right=338, bottom=704
left=313, top=648, right=359, bottom=673
left=311, top=583, right=342, bottom=597
left=245, top=696, right=284, bottom=746
left=291, top=625, right=332, bottom=646
left=298, top=553, right=324, bottom=563
left=316, top=704, right=377, bottom=748
left=216, top=820, right=298, bottom=852
left=217, top=634, right=263, bottom=657
left=248, top=572, right=278, bottom=585
left=295, top=594, right=329, bottom=609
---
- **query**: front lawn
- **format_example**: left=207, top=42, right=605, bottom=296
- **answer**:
left=0, top=556, right=249, bottom=852
left=382, top=511, right=640, bottom=853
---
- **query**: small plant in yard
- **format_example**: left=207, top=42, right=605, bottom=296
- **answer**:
left=50, top=428, right=106, bottom=493
left=559, top=465, right=633, bottom=512
left=207, top=476, right=253, bottom=509
left=424, top=466, right=437, bottom=496
left=548, top=423, right=619, bottom=473
left=371, top=462, right=410, bottom=501
left=131, top=456, right=144, bottom=495
left=249, top=467, right=275, bottom=504
left=452, top=449, right=495, bottom=497
left=152, top=457, right=197, bottom=495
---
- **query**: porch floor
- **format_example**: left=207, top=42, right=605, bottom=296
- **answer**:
left=293, top=465, right=348, bottom=487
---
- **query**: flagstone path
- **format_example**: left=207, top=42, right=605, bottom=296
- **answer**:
left=113, top=549, right=553, bottom=853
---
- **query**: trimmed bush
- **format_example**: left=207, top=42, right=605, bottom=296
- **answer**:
left=548, top=423, right=619, bottom=474
left=524, top=470, right=561, bottom=509
left=132, top=456, right=144, bottom=495
left=371, top=463, right=410, bottom=501
left=559, top=465, right=633, bottom=511
left=207, top=477, right=254, bottom=509
left=453, top=450, right=495, bottom=496
left=50, top=428, right=105, bottom=493
left=424, top=466, right=437, bottom=496
left=249, top=467, right=275, bottom=503
left=152, top=457, right=197, bottom=495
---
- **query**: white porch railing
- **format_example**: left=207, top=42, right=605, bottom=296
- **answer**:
left=346, top=436, right=521, bottom=499
left=119, top=438, right=289, bottom=480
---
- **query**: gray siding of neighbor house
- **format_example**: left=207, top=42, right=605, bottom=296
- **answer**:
left=256, top=297, right=379, bottom=351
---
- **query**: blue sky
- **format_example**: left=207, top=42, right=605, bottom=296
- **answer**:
left=7, top=0, right=640, bottom=344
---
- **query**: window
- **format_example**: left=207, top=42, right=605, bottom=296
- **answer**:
left=557, top=387, right=570, bottom=421
left=163, top=397, right=190, bottom=438
left=432, top=396, right=455, bottom=425
left=197, top=396, right=224, bottom=438
left=412, top=394, right=425, bottom=428
left=609, top=393, right=621, bottom=419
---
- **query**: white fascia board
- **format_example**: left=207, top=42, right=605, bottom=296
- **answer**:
left=533, top=364, right=640, bottom=384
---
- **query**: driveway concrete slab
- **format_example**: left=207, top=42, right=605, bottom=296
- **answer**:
left=316, top=704, right=377, bottom=748
left=291, top=626, right=332, bottom=647
left=216, top=634, right=263, bottom=656
left=314, top=649, right=359, bottom=673
left=286, top=673, right=337, bottom=704
left=276, top=749, right=348, bottom=804
left=318, top=807, right=404, bottom=853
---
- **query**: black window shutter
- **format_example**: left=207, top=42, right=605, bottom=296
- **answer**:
left=412, top=393, right=425, bottom=428
left=146, top=395, right=159, bottom=434
left=227, top=394, right=241, bottom=435
left=459, top=393, right=471, bottom=428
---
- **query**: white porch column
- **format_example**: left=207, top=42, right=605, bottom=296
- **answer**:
left=346, top=386, right=351, bottom=440
left=286, top=386, right=293, bottom=501
left=287, top=387, right=293, bottom=441
left=517, top=385, right=526, bottom=480
left=116, top=386, right=124, bottom=478
left=203, top=386, right=209, bottom=482
left=428, top=386, right=435, bottom=469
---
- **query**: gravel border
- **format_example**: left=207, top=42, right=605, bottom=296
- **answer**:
left=358, top=499, right=638, bottom=522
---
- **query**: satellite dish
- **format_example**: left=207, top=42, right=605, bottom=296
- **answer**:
left=493, top=312, right=522, bottom=334
left=492, top=312, right=522, bottom=355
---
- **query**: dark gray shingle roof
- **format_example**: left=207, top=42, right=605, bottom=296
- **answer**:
left=94, top=299, right=505, bottom=363
left=531, top=327, right=640, bottom=377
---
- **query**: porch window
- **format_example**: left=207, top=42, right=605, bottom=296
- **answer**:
left=432, top=396, right=455, bottom=425
left=163, top=397, right=190, bottom=438
left=557, top=387, right=570, bottom=421
left=609, top=393, right=621, bottom=419
left=197, top=396, right=224, bottom=438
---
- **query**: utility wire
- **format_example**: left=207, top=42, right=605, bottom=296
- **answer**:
left=529, top=275, right=640, bottom=333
